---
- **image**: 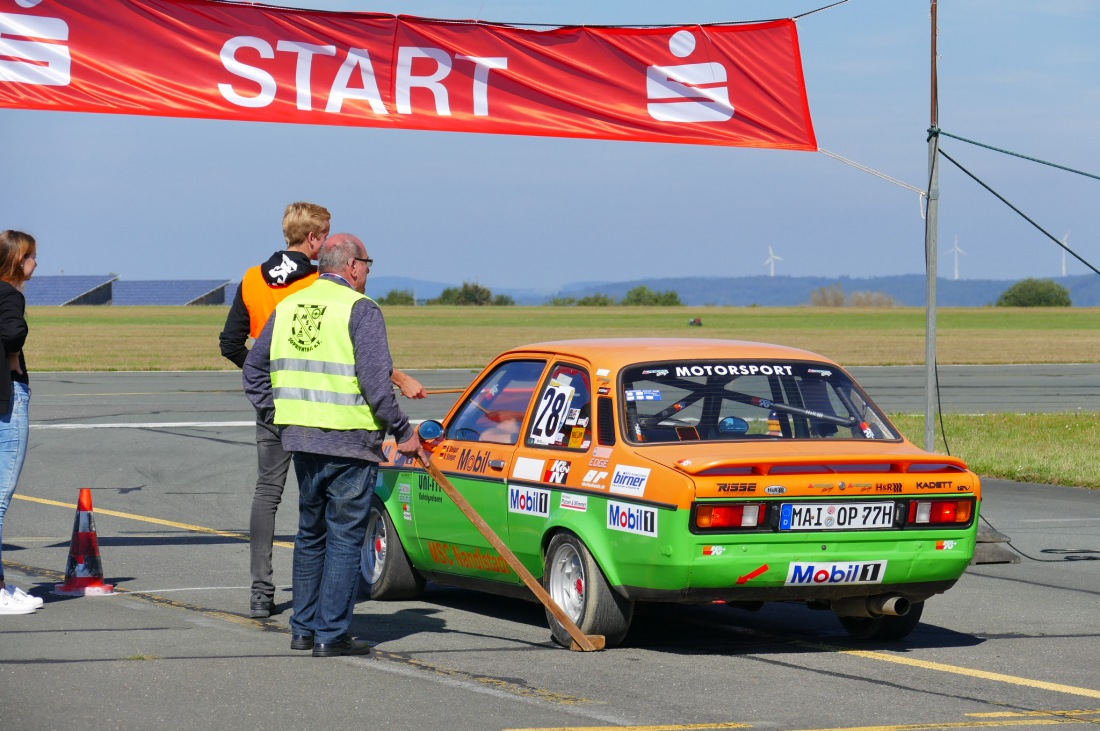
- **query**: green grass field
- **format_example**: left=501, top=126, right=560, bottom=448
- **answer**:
left=23, top=305, right=1100, bottom=487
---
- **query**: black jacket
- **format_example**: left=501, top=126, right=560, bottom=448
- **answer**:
left=0, top=281, right=28, bottom=415
left=218, top=250, right=317, bottom=368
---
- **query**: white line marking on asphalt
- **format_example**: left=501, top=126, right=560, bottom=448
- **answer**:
left=32, top=421, right=254, bottom=429
left=33, top=419, right=425, bottom=430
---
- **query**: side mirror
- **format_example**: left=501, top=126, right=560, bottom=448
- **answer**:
left=418, top=419, right=444, bottom=442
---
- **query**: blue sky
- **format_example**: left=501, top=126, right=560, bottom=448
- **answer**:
left=3, top=0, right=1098, bottom=294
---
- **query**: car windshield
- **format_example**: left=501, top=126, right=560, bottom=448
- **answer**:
left=619, top=360, right=898, bottom=443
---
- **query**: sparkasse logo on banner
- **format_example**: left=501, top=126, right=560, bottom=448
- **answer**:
left=0, top=0, right=816, bottom=150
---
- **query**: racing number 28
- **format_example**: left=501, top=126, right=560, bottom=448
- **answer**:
left=530, top=381, right=573, bottom=444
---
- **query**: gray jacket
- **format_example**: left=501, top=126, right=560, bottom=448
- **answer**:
left=243, top=276, right=414, bottom=461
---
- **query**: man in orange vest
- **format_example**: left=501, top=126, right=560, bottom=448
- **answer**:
left=220, top=202, right=425, bottom=618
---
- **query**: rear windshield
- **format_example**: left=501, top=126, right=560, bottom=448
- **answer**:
left=619, top=361, right=898, bottom=444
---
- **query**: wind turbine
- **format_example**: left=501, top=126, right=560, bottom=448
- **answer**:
left=1062, top=232, right=1070, bottom=277
left=946, top=236, right=966, bottom=281
left=763, top=246, right=783, bottom=277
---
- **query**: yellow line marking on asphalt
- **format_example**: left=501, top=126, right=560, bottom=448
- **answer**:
left=505, top=724, right=750, bottom=731
left=3, top=558, right=594, bottom=707
left=835, top=648, right=1100, bottom=700
left=507, top=716, right=1098, bottom=731
left=967, top=710, right=1100, bottom=718
left=13, top=494, right=295, bottom=548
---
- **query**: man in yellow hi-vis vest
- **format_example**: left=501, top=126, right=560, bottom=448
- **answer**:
left=244, top=233, right=422, bottom=658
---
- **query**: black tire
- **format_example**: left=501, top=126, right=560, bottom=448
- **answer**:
left=544, top=532, right=634, bottom=648
left=360, top=497, right=425, bottom=600
left=837, top=600, right=924, bottom=641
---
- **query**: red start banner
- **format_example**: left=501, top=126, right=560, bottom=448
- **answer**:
left=0, top=0, right=817, bottom=149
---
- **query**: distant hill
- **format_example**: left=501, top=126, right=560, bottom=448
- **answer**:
left=366, top=274, right=1100, bottom=307
left=553, top=274, right=1100, bottom=307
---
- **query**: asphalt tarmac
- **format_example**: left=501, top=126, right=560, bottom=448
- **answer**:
left=1, top=367, right=1098, bottom=731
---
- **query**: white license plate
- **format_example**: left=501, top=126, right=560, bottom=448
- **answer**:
left=780, top=502, right=895, bottom=531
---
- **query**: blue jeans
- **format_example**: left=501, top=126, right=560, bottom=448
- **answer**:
left=0, top=382, right=30, bottom=583
left=289, top=452, right=375, bottom=643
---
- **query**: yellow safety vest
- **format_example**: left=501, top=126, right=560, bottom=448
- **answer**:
left=270, top=278, right=382, bottom=431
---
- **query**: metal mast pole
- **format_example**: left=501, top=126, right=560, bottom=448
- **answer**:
left=924, top=0, right=940, bottom=450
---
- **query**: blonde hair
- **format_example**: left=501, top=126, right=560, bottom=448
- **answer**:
left=282, top=202, right=331, bottom=248
left=0, top=230, right=36, bottom=288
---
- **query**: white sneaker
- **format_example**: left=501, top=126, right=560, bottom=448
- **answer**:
left=4, top=585, right=44, bottom=609
left=0, top=588, right=35, bottom=614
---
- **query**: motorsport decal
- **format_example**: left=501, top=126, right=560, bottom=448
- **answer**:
left=674, top=363, right=794, bottom=377
left=625, top=389, right=662, bottom=401
left=398, top=481, right=412, bottom=521
left=543, top=459, right=571, bottom=484
left=508, top=485, right=550, bottom=517
left=512, top=457, right=546, bottom=481
left=608, top=501, right=657, bottom=537
left=416, top=472, right=443, bottom=504
left=456, top=447, right=492, bottom=473
left=559, top=493, right=588, bottom=512
left=582, top=469, right=608, bottom=489
left=609, top=465, right=651, bottom=497
left=784, top=560, right=887, bottom=586
left=426, top=540, right=511, bottom=575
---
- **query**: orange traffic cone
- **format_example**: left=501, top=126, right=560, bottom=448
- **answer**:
left=53, top=489, right=115, bottom=596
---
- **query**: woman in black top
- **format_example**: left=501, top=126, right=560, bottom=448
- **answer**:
left=0, top=230, right=40, bottom=614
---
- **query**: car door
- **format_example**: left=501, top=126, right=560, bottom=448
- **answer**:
left=507, top=361, right=595, bottom=572
left=412, top=358, right=546, bottom=583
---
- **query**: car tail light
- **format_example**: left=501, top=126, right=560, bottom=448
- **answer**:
left=908, top=498, right=973, bottom=525
left=696, top=503, right=766, bottom=529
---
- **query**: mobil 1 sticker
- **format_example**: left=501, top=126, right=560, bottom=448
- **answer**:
left=607, top=500, right=657, bottom=537
left=784, top=560, right=887, bottom=586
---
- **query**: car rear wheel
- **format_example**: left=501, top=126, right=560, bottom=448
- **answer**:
left=360, top=497, right=425, bottom=600
left=837, top=600, right=924, bottom=641
left=544, top=532, right=633, bottom=648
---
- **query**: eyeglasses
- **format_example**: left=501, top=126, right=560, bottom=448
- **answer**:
left=353, top=257, right=373, bottom=272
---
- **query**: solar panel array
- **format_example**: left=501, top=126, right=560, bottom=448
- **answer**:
left=24, top=276, right=230, bottom=306
left=24, top=275, right=118, bottom=306
left=113, top=280, right=231, bottom=306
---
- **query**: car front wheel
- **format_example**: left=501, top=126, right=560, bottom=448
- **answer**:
left=544, top=532, right=633, bottom=648
left=360, top=497, right=425, bottom=600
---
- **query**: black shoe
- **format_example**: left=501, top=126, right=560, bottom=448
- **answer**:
left=250, top=598, right=278, bottom=619
left=290, top=634, right=315, bottom=651
left=312, top=637, right=375, bottom=658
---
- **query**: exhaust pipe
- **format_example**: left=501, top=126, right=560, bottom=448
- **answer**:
left=871, top=594, right=910, bottom=617
left=831, top=594, right=911, bottom=618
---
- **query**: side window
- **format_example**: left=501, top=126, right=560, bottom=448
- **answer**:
left=526, top=363, right=592, bottom=450
left=447, top=360, right=546, bottom=444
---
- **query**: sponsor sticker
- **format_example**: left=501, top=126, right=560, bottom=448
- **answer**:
left=625, top=389, right=662, bottom=402
left=784, top=561, right=887, bottom=586
left=702, top=545, right=725, bottom=556
left=512, top=457, right=545, bottom=481
left=607, top=500, right=657, bottom=537
left=508, top=485, right=551, bottom=517
left=609, top=465, right=651, bottom=497
left=936, top=540, right=958, bottom=551
left=596, top=368, right=611, bottom=377
left=582, top=469, right=608, bottom=489
left=560, top=494, right=588, bottom=512
left=543, top=459, right=571, bottom=484
left=568, top=426, right=586, bottom=449
left=593, top=446, right=613, bottom=459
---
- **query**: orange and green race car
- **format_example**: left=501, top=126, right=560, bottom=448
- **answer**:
left=366, top=338, right=980, bottom=647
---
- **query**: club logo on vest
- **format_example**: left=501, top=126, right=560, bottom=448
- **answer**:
left=289, top=304, right=326, bottom=352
